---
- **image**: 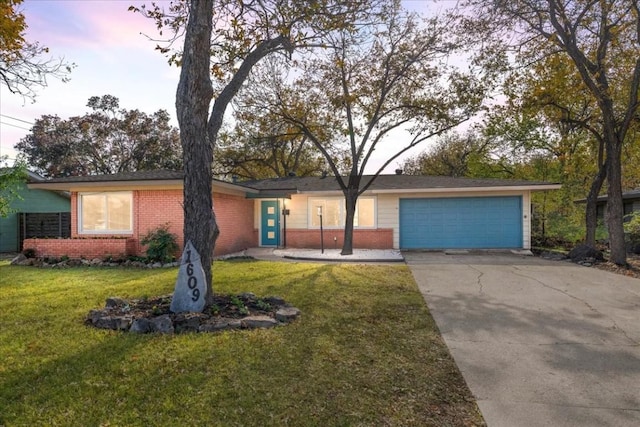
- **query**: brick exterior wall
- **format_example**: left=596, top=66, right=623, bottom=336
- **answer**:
left=213, top=193, right=256, bottom=256
left=131, top=190, right=185, bottom=256
left=24, top=190, right=257, bottom=259
left=285, top=228, right=393, bottom=250
left=23, top=237, right=131, bottom=259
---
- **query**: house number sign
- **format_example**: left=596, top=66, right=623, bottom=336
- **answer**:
left=170, top=240, right=207, bottom=313
left=185, top=250, right=200, bottom=302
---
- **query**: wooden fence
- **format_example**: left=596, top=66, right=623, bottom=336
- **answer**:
left=18, top=212, right=71, bottom=250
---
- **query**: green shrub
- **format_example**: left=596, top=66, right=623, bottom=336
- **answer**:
left=624, top=212, right=640, bottom=239
left=141, top=223, right=179, bottom=263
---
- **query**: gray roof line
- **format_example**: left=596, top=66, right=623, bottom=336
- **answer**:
left=240, top=174, right=560, bottom=192
left=31, top=170, right=561, bottom=193
left=36, top=170, right=256, bottom=188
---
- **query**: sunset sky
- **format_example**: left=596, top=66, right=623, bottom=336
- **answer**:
left=0, top=0, right=437, bottom=174
left=1, top=1, right=180, bottom=162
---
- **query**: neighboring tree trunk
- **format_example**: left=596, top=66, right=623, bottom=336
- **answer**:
left=342, top=187, right=359, bottom=255
left=606, top=140, right=627, bottom=265
left=176, top=0, right=217, bottom=305
left=470, top=0, right=638, bottom=265
left=584, top=161, right=607, bottom=247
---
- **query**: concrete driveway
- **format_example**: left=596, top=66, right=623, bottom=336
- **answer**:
left=405, top=251, right=640, bottom=427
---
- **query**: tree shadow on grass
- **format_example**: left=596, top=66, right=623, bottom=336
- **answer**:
left=0, top=334, right=154, bottom=425
left=0, top=260, right=488, bottom=426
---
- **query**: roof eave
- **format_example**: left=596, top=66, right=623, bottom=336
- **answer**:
left=28, top=179, right=260, bottom=194
left=575, top=191, right=640, bottom=203
left=28, top=179, right=184, bottom=191
left=299, top=184, right=562, bottom=195
left=373, top=184, right=562, bottom=194
left=214, top=180, right=260, bottom=194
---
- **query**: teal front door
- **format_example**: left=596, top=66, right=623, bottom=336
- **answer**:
left=261, top=200, right=280, bottom=247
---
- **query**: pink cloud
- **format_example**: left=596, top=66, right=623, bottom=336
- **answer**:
left=72, top=1, right=167, bottom=49
left=21, top=1, right=164, bottom=51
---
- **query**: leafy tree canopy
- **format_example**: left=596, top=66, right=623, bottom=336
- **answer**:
left=0, top=156, right=27, bottom=217
left=401, top=131, right=497, bottom=178
left=215, top=123, right=328, bottom=180
left=0, top=0, right=73, bottom=101
left=139, top=0, right=377, bottom=298
left=234, top=3, right=489, bottom=254
left=15, top=95, right=182, bottom=177
left=461, top=0, right=640, bottom=264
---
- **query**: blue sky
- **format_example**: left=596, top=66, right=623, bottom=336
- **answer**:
left=1, top=0, right=439, bottom=173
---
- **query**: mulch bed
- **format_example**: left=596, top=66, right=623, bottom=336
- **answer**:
left=592, top=254, right=640, bottom=279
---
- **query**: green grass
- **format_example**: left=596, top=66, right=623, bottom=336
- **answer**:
left=0, top=260, right=483, bottom=426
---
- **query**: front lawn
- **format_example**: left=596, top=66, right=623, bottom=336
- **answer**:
left=0, top=260, right=483, bottom=426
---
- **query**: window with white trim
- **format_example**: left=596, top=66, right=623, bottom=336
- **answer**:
left=79, top=192, right=133, bottom=233
left=308, top=197, right=376, bottom=228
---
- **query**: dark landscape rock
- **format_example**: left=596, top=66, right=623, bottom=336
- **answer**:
left=10, top=254, right=231, bottom=269
left=130, top=318, right=153, bottom=333
left=174, top=312, right=209, bottom=333
left=241, top=315, right=278, bottom=329
left=87, top=309, right=104, bottom=324
left=105, top=297, right=127, bottom=308
left=86, top=293, right=300, bottom=334
left=199, top=319, right=242, bottom=332
left=265, top=296, right=286, bottom=306
left=539, top=251, right=568, bottom=261
left=276, top=307, right=301, bottom=322
left=10, top=253, right=27, bottom=265
left=577, top=257, right=596, bottom=267
left=18, top=258, right=33, bottom=266
left=150, top=315, right=174, bottom=334
left=93, top=315, right=132, bottom=330
left=569, top=244, right=604, bottom=263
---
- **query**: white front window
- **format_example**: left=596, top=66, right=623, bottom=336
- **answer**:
left=79, top=192, right=133, bottom=233
left=308, top=197, right=376, bottom=229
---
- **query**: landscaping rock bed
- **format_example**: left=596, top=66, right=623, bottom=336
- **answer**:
left=536, top=247, right=640, bottom=278
left=86, top=293, right=300, bottom=334
left=11, top=253, right=179, bottom=269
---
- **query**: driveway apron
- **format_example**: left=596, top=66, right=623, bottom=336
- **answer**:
left=405, top=252, right=640, bottom=427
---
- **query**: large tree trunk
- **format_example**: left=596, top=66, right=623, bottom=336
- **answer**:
left=584, top=162, right=607, bottom=246
left=176, top=0, right=216, bottom=305
left=341, top=187, right=358, bottom=255
left=606, top=140, right=627, bottom=265
left=176, top=3, right=292, bottom=304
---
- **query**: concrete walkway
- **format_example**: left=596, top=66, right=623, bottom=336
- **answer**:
left=405, top=252, right=640, bottom=427
left=242, top=247, right=404, bottom=263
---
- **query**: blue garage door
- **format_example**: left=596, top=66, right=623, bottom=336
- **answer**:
left=399, top=196, right=523, bottom=249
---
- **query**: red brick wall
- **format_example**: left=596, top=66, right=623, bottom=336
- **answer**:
left=71, top=190, right=184, bottom=258
left=29, top=190, right=257, bottom=259
left=285, top=228, right=393, bottom=249
left=133, top=190, right=184, bottom=256
left=23, top=238, right=130, bottom=259
left=213, top=193, right=257, bottom=256
left=70, top=193, right=78, bottom=236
